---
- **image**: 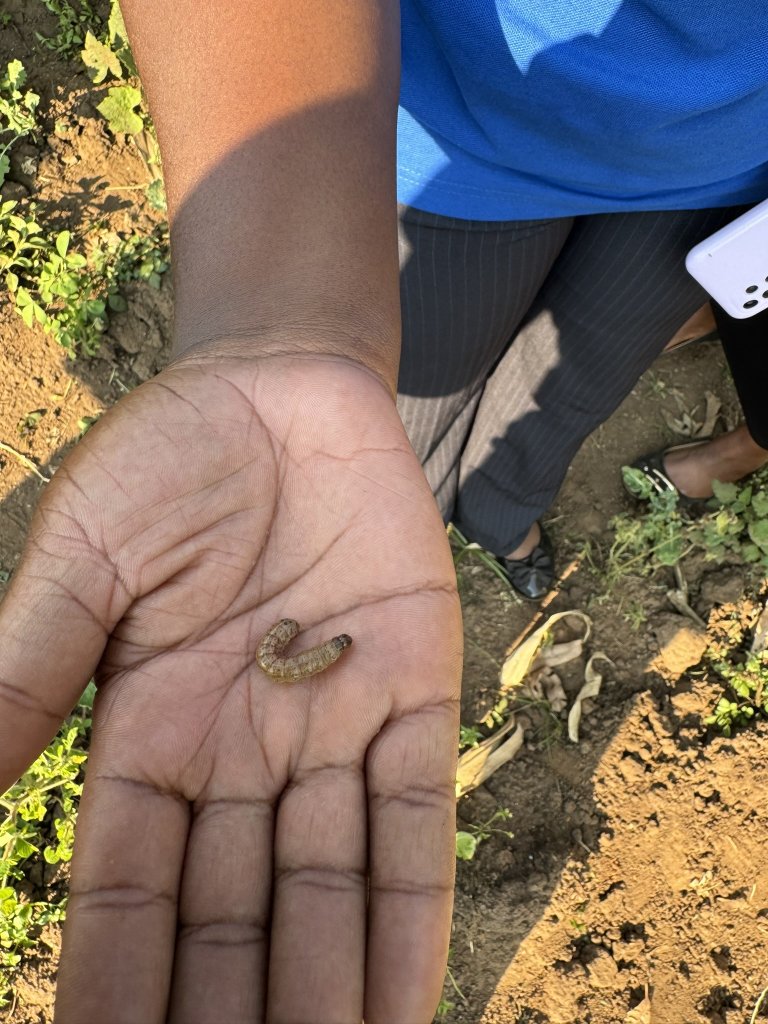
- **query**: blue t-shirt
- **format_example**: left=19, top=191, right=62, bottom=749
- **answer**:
left=397, top=1, right=768, bottom=219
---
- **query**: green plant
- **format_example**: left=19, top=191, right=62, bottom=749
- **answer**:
left=0, top=61, right=40, bottom=186
left=17, top=409, right=45, bottom=437
left=80, top=1, right=152, bottom=143
left=449, top=523, right=520, bottom=595
left=0, top=683, right=94, bottom=1007
left=621, top=599, right=648, bottom=631
left=704, top=649, right=768, bottom=736
left=37, top=0, right=102, bottom=59
left=435, top=951, right=467, bottom=1020
left=81, top=1, right=137, bottom=83
left=459, top=723, right=482, bottom=749
left=434, top=996, right=455, bottom=1019
left=2, top=202, right=170, bottom=355
left=455, top=807, right=513, bottom=861
left=97, top=83, right=145, bottom=134
left=612, top=465, right=768, bottom=582
left=697, top=478, right=768, bottom=565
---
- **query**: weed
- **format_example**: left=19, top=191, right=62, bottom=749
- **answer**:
left=621, top=599, right=648, bottom=631
left=704, top=649, right=768, bottom=736
left=17, top=409, right=45, bottom=437
left=0, top=683, right=94, bottom=1007
left=77, top=414, right=99, bottom=437
left=97, top=83, right=145, bottom=135
left=0, top=61, right=40, bottom=187
left=434, top=996, right=455, bottom=1019
left=611, top=465, right=768, bottom=583
left=36, top=0, right=102, bottom=60
left=81, top=1, right=153, bottom=146
left=435, top=951, right=468, bottom=1019
left=459, top=723, right=483, bottom=750
left=449, top=523, right=519, bottom=596
left=2, top=202, right=169, bottom=355
left=456, top=807, right=513, bottom=861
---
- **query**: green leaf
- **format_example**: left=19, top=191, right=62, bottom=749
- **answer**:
left=4, top=59, right=24, bottom=91
left=12, top=838, right=36, bottom=860
left=19, top=302, right=34, bottom=328
left=79, top=680, right=97, bottom=708
left=712, top=479, right=739, bottom=505
left=96, top=86, right=143, bottom=135
left=107, top=291, right=127, bottom=312
left=55, top=230, right=70, bottom=258
left=621, top=465, right=654, bottom=500
left=145, top=177, right=167, bottom=213
left=108, top=1, right=137, bottom=75
left=656, top=540, right=683, bottom=566
left=81, top=31, right=122, bottom=84
left=748, top=518, right=768, bottom=552
left=751, top=491, right=768, bottom=518
left=742, top=542, right=761, bottom=563
left=77, top=415, right=98, bottom=437
left=0, top=153, right=9, bottom=186
left=455, top=832, right=478, bottom=860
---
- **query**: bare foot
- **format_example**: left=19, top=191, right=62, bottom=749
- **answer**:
left=663, top=425, right=768, bottom=498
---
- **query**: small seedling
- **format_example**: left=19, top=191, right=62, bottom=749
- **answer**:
left=455, top=807, right=513, bottom=861
left=77, top=414, right=99, bottom=437
left=17, top=409, right=45, bottom=437
left=459, top=723, right=482, bottom=749
left=704, top=649, right=768, bottom=736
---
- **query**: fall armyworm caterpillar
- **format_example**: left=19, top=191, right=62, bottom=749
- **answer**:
left=256, top=618, right=353, bottom=682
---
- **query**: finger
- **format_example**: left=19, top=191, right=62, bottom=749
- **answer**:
left=267, top=762, right=367, bottom=1023
left=365, top=701, right=459, bottom=1024
left=55, top=763, right=189, bottom=1024
left=0, top=504, right=128, bottom=789
left=168, top=796, right=274, bottom=1024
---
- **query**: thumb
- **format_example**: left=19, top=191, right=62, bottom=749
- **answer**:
left=0, top=502, right=129, bottom=790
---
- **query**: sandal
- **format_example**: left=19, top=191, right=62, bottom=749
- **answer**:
left=624, top=438, right=714, bottom=517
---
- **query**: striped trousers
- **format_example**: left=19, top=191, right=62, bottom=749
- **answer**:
left=396, top=204, right=744, bottom=554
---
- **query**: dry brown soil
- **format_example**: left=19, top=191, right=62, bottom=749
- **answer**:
left=2, top=5, right=767, bottom=1023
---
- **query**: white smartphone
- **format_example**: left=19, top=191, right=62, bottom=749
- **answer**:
left=686, top=197, right=768, bottom=319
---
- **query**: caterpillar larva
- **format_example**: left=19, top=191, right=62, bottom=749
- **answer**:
left=256, top=619, right=353, bottom=682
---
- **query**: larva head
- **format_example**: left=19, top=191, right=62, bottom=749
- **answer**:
left=332, top=634, right=353, bottom=652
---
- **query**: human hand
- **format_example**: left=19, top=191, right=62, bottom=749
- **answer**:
left=0, top=346, right=463, bottom=1023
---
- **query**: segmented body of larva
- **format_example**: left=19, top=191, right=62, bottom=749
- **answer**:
left=256, top=618, right=353, bottom=682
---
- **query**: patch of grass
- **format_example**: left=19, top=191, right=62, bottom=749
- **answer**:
left=0, top=684, right=94, bottom=1008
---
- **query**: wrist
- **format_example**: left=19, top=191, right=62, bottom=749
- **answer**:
left=169, top=329, right=401, bottom=400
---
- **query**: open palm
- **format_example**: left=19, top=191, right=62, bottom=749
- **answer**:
left=0, top=350, right=463, bottom=1024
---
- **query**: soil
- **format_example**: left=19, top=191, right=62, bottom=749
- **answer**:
left=2, top=8, right=768, bottom=1024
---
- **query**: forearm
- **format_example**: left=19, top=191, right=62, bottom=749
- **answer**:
left=121, top=0, right=401, bottom=388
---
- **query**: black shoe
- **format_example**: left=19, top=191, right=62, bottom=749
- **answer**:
left=495, top=525, right=555, bottom=601
left=624, top=440, right=713, bottom=518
